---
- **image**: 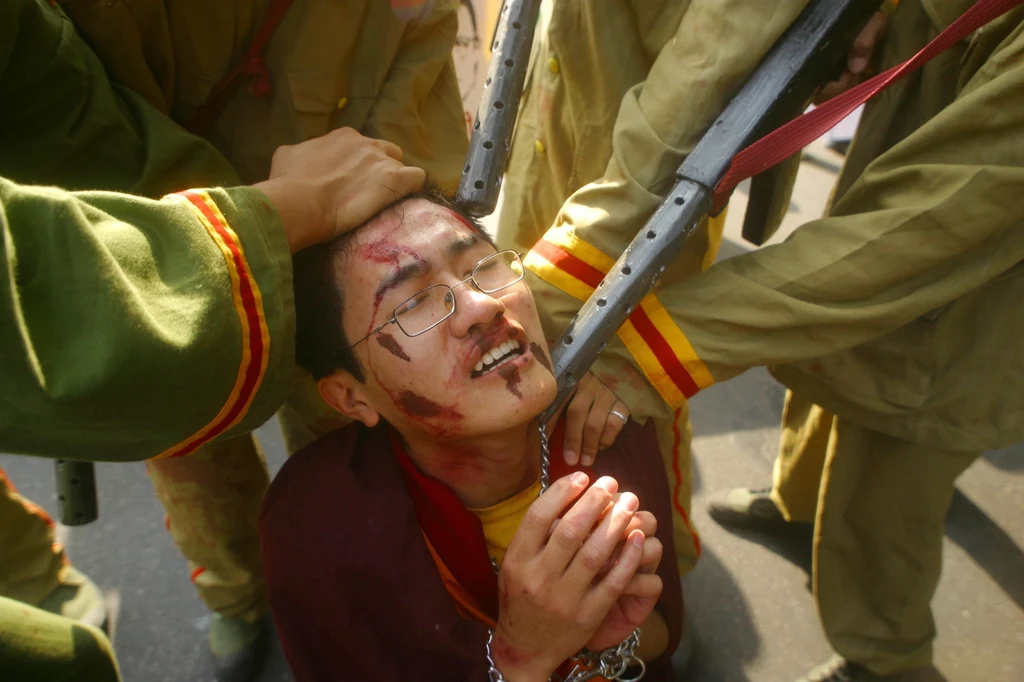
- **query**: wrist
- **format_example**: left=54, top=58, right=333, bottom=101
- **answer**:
left=252, top=178, right=323, bottom=254
left=488, top=628, right=552, bottom=682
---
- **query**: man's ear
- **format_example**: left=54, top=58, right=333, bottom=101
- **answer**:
left=319, top=372, right=380, bottom=427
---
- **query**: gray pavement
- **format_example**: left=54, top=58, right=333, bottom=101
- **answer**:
left=2, top=142, right=1022, bottom=681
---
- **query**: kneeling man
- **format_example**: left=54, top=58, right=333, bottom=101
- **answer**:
left=259, top=193, right=683, bottom=681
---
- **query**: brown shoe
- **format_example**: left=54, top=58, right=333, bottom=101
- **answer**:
left=706, top=487, right=796, bottom=531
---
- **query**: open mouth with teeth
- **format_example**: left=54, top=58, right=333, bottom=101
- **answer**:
left=472, top=339, right=525, bottom=378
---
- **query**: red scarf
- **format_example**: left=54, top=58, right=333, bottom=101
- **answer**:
left=390, top=419, right=581, bottom=621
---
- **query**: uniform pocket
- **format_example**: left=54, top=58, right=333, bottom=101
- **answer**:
left=286, top=70, right=351, bottom=140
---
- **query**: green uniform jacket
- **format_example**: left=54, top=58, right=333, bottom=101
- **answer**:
left=524, top=0, right=1024, bottom=452
left=1, top=0, right=295, bottom=461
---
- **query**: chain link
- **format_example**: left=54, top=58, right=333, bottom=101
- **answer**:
left=563, top=629, right=645, bottom=682
left=486, top=629, right=507, bottom=682
left=538, top=421, right=551, bottom=493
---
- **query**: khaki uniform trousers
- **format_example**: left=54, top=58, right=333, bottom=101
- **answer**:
left=769, top=389, right=979, bottom=675
left=0, top=472, right=119, bottom=681
left=146, top=373, right=346, bottom=622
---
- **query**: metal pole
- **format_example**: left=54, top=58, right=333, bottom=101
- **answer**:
left=55, top=460, right=98, bottom=526
left=539, top=0, right=879, bottom=424
left=456, top=0, right=543, bottom=217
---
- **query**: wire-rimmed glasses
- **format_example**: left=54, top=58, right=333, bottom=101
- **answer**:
left=348, top=249, right=525, bottom=349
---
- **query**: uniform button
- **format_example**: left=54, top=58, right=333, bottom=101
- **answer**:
left=336, top=96, right=348, bottom=110
left=535, top=139, right=546, bottom=155
left=547, top=57, right=559, bottom=75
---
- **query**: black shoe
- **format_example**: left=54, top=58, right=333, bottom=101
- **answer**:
left=706, top=487, right=794, bottom=531
left=798, top=655, right=943, bottom=682
left=209, top=614, right=271, bottom=682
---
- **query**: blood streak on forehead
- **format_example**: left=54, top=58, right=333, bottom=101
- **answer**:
left=447, top=208, right=478, bottom=234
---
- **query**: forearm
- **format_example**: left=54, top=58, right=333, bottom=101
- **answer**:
left=0, top=179, right=294, bottom=461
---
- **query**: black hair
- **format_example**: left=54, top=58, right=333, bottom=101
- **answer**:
left=293, top=187, right=496, bottom=382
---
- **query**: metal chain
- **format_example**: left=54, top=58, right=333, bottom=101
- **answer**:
left=486, top=629, right=507, bottom=682
left=485, top=423, right=644, bottom=682
left=563, top=629, right=645, bottom=682
left=538, top=420, right=551, bottom=493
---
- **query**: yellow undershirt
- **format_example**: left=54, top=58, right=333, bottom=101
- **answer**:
left=468, top=480, right=542, bottom=566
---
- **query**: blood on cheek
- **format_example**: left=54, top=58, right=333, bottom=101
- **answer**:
left=376, top=333, right=411, bottom=362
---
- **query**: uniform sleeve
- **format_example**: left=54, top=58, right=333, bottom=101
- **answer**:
left=367, top=0, right=469, bottom=193
left=522, top=0, right=809, bottom=420
left=0, top=179, right=295, bottom=461
left=606, top=24, right=1024, bottom=398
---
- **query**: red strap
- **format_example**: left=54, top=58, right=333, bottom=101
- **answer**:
left=712, top=0, right=1024, bottom=212
left=184, top=0, right=295, bottom=134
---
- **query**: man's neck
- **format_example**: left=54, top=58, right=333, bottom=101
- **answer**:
left=403, top=422, right=540, bottom=509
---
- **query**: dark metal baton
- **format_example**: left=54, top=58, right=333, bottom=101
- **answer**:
left=457, top=0, right=543, bottom=216
left=538, top=0, right=879, bottom=424
left=55, top=459, right=98, bottom=526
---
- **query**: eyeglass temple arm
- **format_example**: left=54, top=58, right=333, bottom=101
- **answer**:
left=536, top=0, right=877, bottom=426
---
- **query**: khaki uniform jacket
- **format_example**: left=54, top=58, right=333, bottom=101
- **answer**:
left=499, top=0, right=809, bottom=416
left=769, top=0, right=1024, bottom=452
left=64, top=0, right=468, bottom=188
left=1, top=0, right=294, bottom=461
left=520, top=0, right=1024, bottom=452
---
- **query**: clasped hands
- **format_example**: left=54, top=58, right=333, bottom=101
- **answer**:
left=490, top=474, right=662, bottom=682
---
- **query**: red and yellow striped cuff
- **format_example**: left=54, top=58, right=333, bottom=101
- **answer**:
left=152, top=190, right=271, bottom=459
left=525, top=226, right=714, bottom=407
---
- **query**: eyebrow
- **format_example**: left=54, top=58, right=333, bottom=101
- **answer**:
left=446, top=233, right=485, bottom=257
left=372, top=233, right=486, bottom=304
left=374, top=261, right=429, bottom=304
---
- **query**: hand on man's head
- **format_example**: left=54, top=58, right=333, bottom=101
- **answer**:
left=254, top=128, right=427, bottom=253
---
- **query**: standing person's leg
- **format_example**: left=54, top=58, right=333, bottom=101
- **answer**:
left=772, top=390, right=833, bottom=524
left=0, top=469, right=105, bottom=629
left=147, top=373, right=348, bottom=681
left=810, top=417, right=978, bottom=677
left=654, top=406, right=702, bottom=576
left=708, top=389, right=828, bottom=529
left=147, top=434, right=270, bottom=680
left=148, top=435, right=270, bottom=623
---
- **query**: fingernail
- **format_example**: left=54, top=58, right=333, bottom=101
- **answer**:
left=581, top=454, right=594, bottom=467
left=631, top=531, right=645, bottom=547
left=850, top=56, right=868, bottom=72
left=565, top=450, right=578, bottom=465
left=618, top=492, right=639, bottom=512
left=571, top=472, right=588, bottom=485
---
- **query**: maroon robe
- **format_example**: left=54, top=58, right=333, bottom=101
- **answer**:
left=259, top=419, right=683, bottom=681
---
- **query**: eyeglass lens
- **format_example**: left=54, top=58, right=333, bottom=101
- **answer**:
left=394, top=251, right=523, bottom=336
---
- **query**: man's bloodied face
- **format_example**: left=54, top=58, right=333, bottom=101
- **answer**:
left=337, top=199, right=557, bottom=439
